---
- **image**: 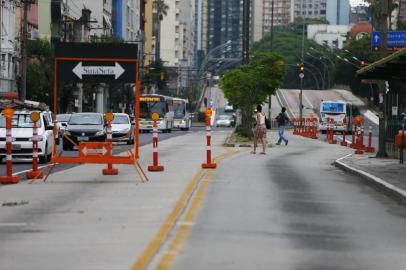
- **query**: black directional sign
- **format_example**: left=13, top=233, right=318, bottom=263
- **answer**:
left=55, top=42, right=138, bottom=83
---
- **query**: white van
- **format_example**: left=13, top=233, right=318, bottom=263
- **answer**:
left=0, top=110, right=54, bottom=163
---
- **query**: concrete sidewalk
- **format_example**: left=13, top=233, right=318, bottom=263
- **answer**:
left=334, top=153, right=406, bottom=204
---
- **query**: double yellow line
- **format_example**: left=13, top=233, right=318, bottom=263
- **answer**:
left=131, top=148, right=238, bottom=270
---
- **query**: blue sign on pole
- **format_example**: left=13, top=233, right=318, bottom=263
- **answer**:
left=372, top=31, right=381, bottom=46
left=371, top=31, right=406, bottom=47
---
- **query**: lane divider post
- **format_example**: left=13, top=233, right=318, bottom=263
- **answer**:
left=202, top=108, right=216, bottom=169
left=103, top=112, right=119, bottom=175
left=0, top=107, right=19, bottom=184
left=27, top=112, right=44, bottom=180
left=366, top=125, right=375, bottom=153
left=148, top=112, right=164, bottom=172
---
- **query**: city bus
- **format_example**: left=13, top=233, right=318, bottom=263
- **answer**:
left=319, top=100, right=359, bottom=133
left=139, top=94, right=174, bottom=133
left=173, top=98, right=192, bottom=131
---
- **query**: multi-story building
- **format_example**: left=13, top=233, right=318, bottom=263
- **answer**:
left=0, top=1, right=19, bottom=96
left=112, top=0, right=141, bottom=42
left=261, top=0, right=293, bottom=39
left=307, top=24, right=349, bottom=49
left=292, top=0, right=327, bottom=20
left=159, top=0, right=195, bottom=94
left=206, top=0, right=242, bottom=58
left=326, top=0, right=350, bottom=25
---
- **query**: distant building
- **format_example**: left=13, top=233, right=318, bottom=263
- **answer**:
left=292, top=0, right=327, bottom=20
left=307, top=24, right=350, bottom=49
left=112, top=0, right=141, bottom=42
left=0, top=1, right=19, bottom=95
left=349, top=5, right=370, bottom=24
left=326, top=0, right=350, bottom=25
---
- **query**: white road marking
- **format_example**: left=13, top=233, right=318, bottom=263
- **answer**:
left=278, top=90, right=296, bottom=118
left=303, top=93, right=314, bottom=109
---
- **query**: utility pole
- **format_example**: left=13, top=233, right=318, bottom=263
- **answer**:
left=242, top=0, right=251, bottom=63
left=20, top=0, right=31, bottom=101
left=268, top=0, right=274, bottom=120
left=377, top=0, right=390, bottom=158
left=299, top=6, right=305, bottom=121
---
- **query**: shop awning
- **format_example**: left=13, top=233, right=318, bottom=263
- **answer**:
left=356, top=47, right=406, bottom=81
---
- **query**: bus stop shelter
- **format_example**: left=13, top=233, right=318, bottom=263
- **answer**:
left=356, top=47, right=406, bottom=157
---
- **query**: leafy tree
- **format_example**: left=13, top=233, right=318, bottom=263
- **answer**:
left=221, top=52, right=285, bottom=137
left=25, top=39, right=54, bottom=106
left=143, top=59, right=168, bottom=94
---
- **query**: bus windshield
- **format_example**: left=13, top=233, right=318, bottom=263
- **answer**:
left=321, top=102, right=345, bottom=114
left=174, top=103, right=186, bottom=118
left=140, top=101, right=166, bottom=118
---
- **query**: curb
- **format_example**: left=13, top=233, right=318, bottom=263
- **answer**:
left=333, top=154, right=406, bottom=205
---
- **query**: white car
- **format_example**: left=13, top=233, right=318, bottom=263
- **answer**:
left=0, top=110, right=54, bottom=163
left=111, top=113, right=134, bottom=145
left=216, top=115, right=233, bottom=127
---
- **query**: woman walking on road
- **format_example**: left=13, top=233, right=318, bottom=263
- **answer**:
left=252, top=105, right=267, bottom=154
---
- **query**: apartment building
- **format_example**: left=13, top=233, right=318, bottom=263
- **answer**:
left=112, top=0, right=141, bottom=42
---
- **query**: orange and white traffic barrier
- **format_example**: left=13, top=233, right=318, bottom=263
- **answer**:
left=327, top=118, right=337, bottom=144
left=148, top=113, right=164, bottom=172
left=355, top=125, right=364, bottom=155
left=340, top=129, right=348, bottom=146
left=0, top=107, right=19, bottom=184
left=102, top=114, right=119, bottom=175
left=293, top=118, right=299, bottom=135
left=350, top=125, right=356, bottom=148
left=366, top=125, right=375, bottom=153
left=202, top=108, right=216, bottom=169
left=27, top=112, right=44, bottom=180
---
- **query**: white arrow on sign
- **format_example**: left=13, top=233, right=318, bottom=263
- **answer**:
left=73, top=62, right=125, bottom=80
left=81, top=147, right=108, bottom=156
left=374, top=35, right=380, bottom=43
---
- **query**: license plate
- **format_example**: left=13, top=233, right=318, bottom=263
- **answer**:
left=77, top=136, right=89, bottom=141
left=12, top=144, right=21, bottom=150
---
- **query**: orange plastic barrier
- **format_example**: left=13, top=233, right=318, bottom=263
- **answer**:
left=202, top=108, right=216, bottom=169
left=0, top=107, right=19, bottom=184
left=148, top=117, right=164, bottom=172
left=27, top=113, right=44, bottom=180
left=365, top=125, right=375, bottom=153
left=353, top=117, right=365, bottom=155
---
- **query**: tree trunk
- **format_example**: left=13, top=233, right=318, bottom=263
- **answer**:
left=239, top=103, right=254, bottom=138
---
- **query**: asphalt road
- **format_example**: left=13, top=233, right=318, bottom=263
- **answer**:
left=170, top=134, right=406, bottom=270
left=0, top=126, right=214, bottom=179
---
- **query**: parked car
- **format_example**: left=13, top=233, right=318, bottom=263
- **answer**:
left=111, top=113, right=134, bottom=145
left=63, top=113, right=106, bottom=151
left=0, top=110, right=54, bottom=163
left=216, top=114, right=233, bottom=127
left=56, top=114, right=71, bottom=135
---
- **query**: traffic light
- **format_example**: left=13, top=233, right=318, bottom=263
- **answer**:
left=299, top=63, right=304, bottom=78
left=360, top=60, right=365, bottom=66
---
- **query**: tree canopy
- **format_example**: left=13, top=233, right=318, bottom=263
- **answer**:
left=221, top=52, right=285, bottom=137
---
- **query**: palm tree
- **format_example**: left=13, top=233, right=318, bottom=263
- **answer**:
left=153, top=0, right=169, bottom=60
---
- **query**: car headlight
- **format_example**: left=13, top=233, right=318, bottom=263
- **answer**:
left=95, top=130, right=105, bottom=136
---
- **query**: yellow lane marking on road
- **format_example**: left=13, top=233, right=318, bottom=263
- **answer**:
left=155, top=172, right=213, bottom=270
left=130, top=148, right=238, bottom=270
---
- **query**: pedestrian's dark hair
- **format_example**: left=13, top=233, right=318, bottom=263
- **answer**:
left=282, top=107, right=286, bottom=112
left=257, top=105, right=262, bottom=112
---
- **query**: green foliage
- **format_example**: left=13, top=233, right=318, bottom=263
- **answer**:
left=143, top=59, right=168, bottom=94
left=252, top=31, right=333, bottom=89
left=26, top=39, right=54, bottom=106
left=221, top=52, right=285, bottom=137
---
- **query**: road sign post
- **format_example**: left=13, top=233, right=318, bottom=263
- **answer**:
left=0, top=107, right=19, bottom=184
left=49, top=43, right=147, bottom=182
left=26, top=111, right=44, bottom=180
left=148, top=112, right=164, bottom=172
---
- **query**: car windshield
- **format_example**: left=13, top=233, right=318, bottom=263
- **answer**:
left=321, top=102, right=345, bottom=113
left=57, top=114, right=71, bottom=122
left=0, top=114, right=42, bottom=128
left=69, top=114, right=102, bottom=125
left=112, top=115, right=129, bottom=124
left=218, top=115, right=231, bottom=120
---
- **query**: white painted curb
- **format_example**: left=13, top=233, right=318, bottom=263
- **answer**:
left=334, top=154, right=406, bottom=204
